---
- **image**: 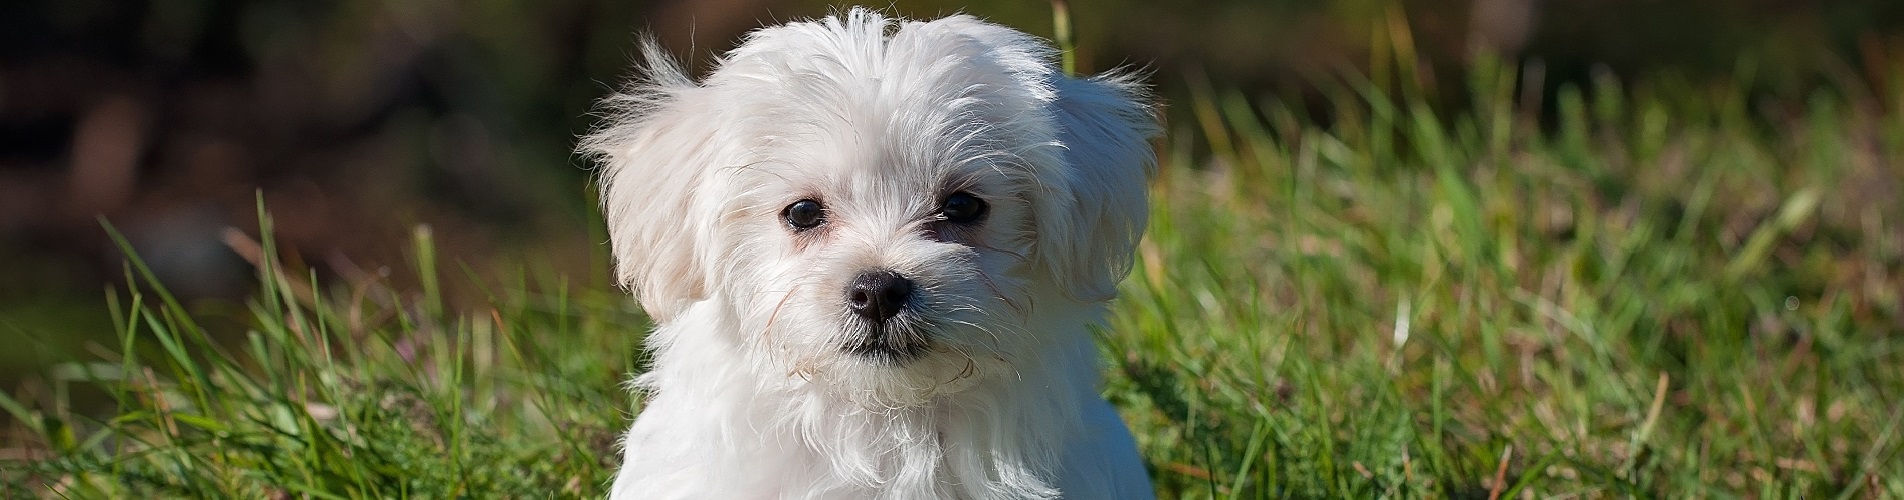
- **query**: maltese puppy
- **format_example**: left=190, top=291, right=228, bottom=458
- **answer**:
left=583, top=8, right=1158, bottom=499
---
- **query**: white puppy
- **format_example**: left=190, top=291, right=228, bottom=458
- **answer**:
left=583, top=8, right=1159, bottom=499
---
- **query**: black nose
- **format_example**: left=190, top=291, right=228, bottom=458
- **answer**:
left=847, top=270, right=913, bottom=321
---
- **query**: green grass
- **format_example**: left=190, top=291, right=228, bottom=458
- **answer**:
left=1, top=213, right=645, bottom=497
left=1112, top=55, right=1904, bottom=496
left=6, top=57, right=1904, bottom=497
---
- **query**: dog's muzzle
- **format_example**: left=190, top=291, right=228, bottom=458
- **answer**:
left=843, top=269, right=930, bottom=361
left=847, top=270, right=912, bottom=321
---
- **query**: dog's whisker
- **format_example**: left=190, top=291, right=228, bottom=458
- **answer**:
left=760, top=285, right=799, bottom=344
left=717, top=159, right=779, bottom=178
left=973, top=272, right=1028, bottom=317
left=967, top=239, right=1030, bottom=262
left=944, top=318, right=1006, bottom=352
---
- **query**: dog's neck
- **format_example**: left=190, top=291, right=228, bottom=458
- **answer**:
left=624, top=296, right=1106, bottom=499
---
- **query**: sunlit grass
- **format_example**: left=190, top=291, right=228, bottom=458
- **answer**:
left=2, top=205, right=644, bottom=497
left=1109, top=55, right=1904, bottom=496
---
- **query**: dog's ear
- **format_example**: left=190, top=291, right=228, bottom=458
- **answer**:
left=1037, top=74, right=1160, bottom=303
left=582, top=41, right=719, bottom=321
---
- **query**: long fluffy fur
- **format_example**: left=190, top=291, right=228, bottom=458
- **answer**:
left=583, top=9, right=1159, bottom=499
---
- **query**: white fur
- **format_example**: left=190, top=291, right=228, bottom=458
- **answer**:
left=582, top=9, right=1159, bottom=499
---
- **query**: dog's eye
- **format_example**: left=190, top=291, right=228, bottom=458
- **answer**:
left=938, top=192, right=987, bottom=224
left=784, top=199, right=827, bottom=230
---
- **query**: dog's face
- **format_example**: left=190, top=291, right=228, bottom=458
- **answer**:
left=585, top=12, right=1157, bottom=406
left=715, top=113, right=1042, bottom=403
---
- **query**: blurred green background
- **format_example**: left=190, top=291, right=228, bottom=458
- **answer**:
left=2, top=0, right=1901, bottom=380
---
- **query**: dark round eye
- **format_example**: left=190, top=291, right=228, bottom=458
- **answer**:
left=784, top=199, right=826, bottom=230
left=939, top=192, right=987, bottom=224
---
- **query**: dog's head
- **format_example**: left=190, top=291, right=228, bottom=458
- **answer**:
left=584, top=9, right=1157, bottom=405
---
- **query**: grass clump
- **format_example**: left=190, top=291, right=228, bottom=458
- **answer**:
left=1110, top=56, right=1904, bottom=497
left=4, top=60, right=1904, bottom=498
left=2, top=209, right=644, bottom=497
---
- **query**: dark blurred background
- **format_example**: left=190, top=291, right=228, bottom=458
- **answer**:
left=3, top=0, right=1902, bottom=377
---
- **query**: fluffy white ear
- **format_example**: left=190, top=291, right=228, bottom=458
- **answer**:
left=1038, top=73, right=1160, bottom=303
left=580, top=41, right=719, bottom=321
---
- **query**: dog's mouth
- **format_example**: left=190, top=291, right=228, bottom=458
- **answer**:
left=841, top=317, right=934, bottom=364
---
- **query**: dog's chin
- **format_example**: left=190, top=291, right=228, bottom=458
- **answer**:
left=838, top=314, right=936, bottom=365
left=794, top=320, right=1008, bottom=408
